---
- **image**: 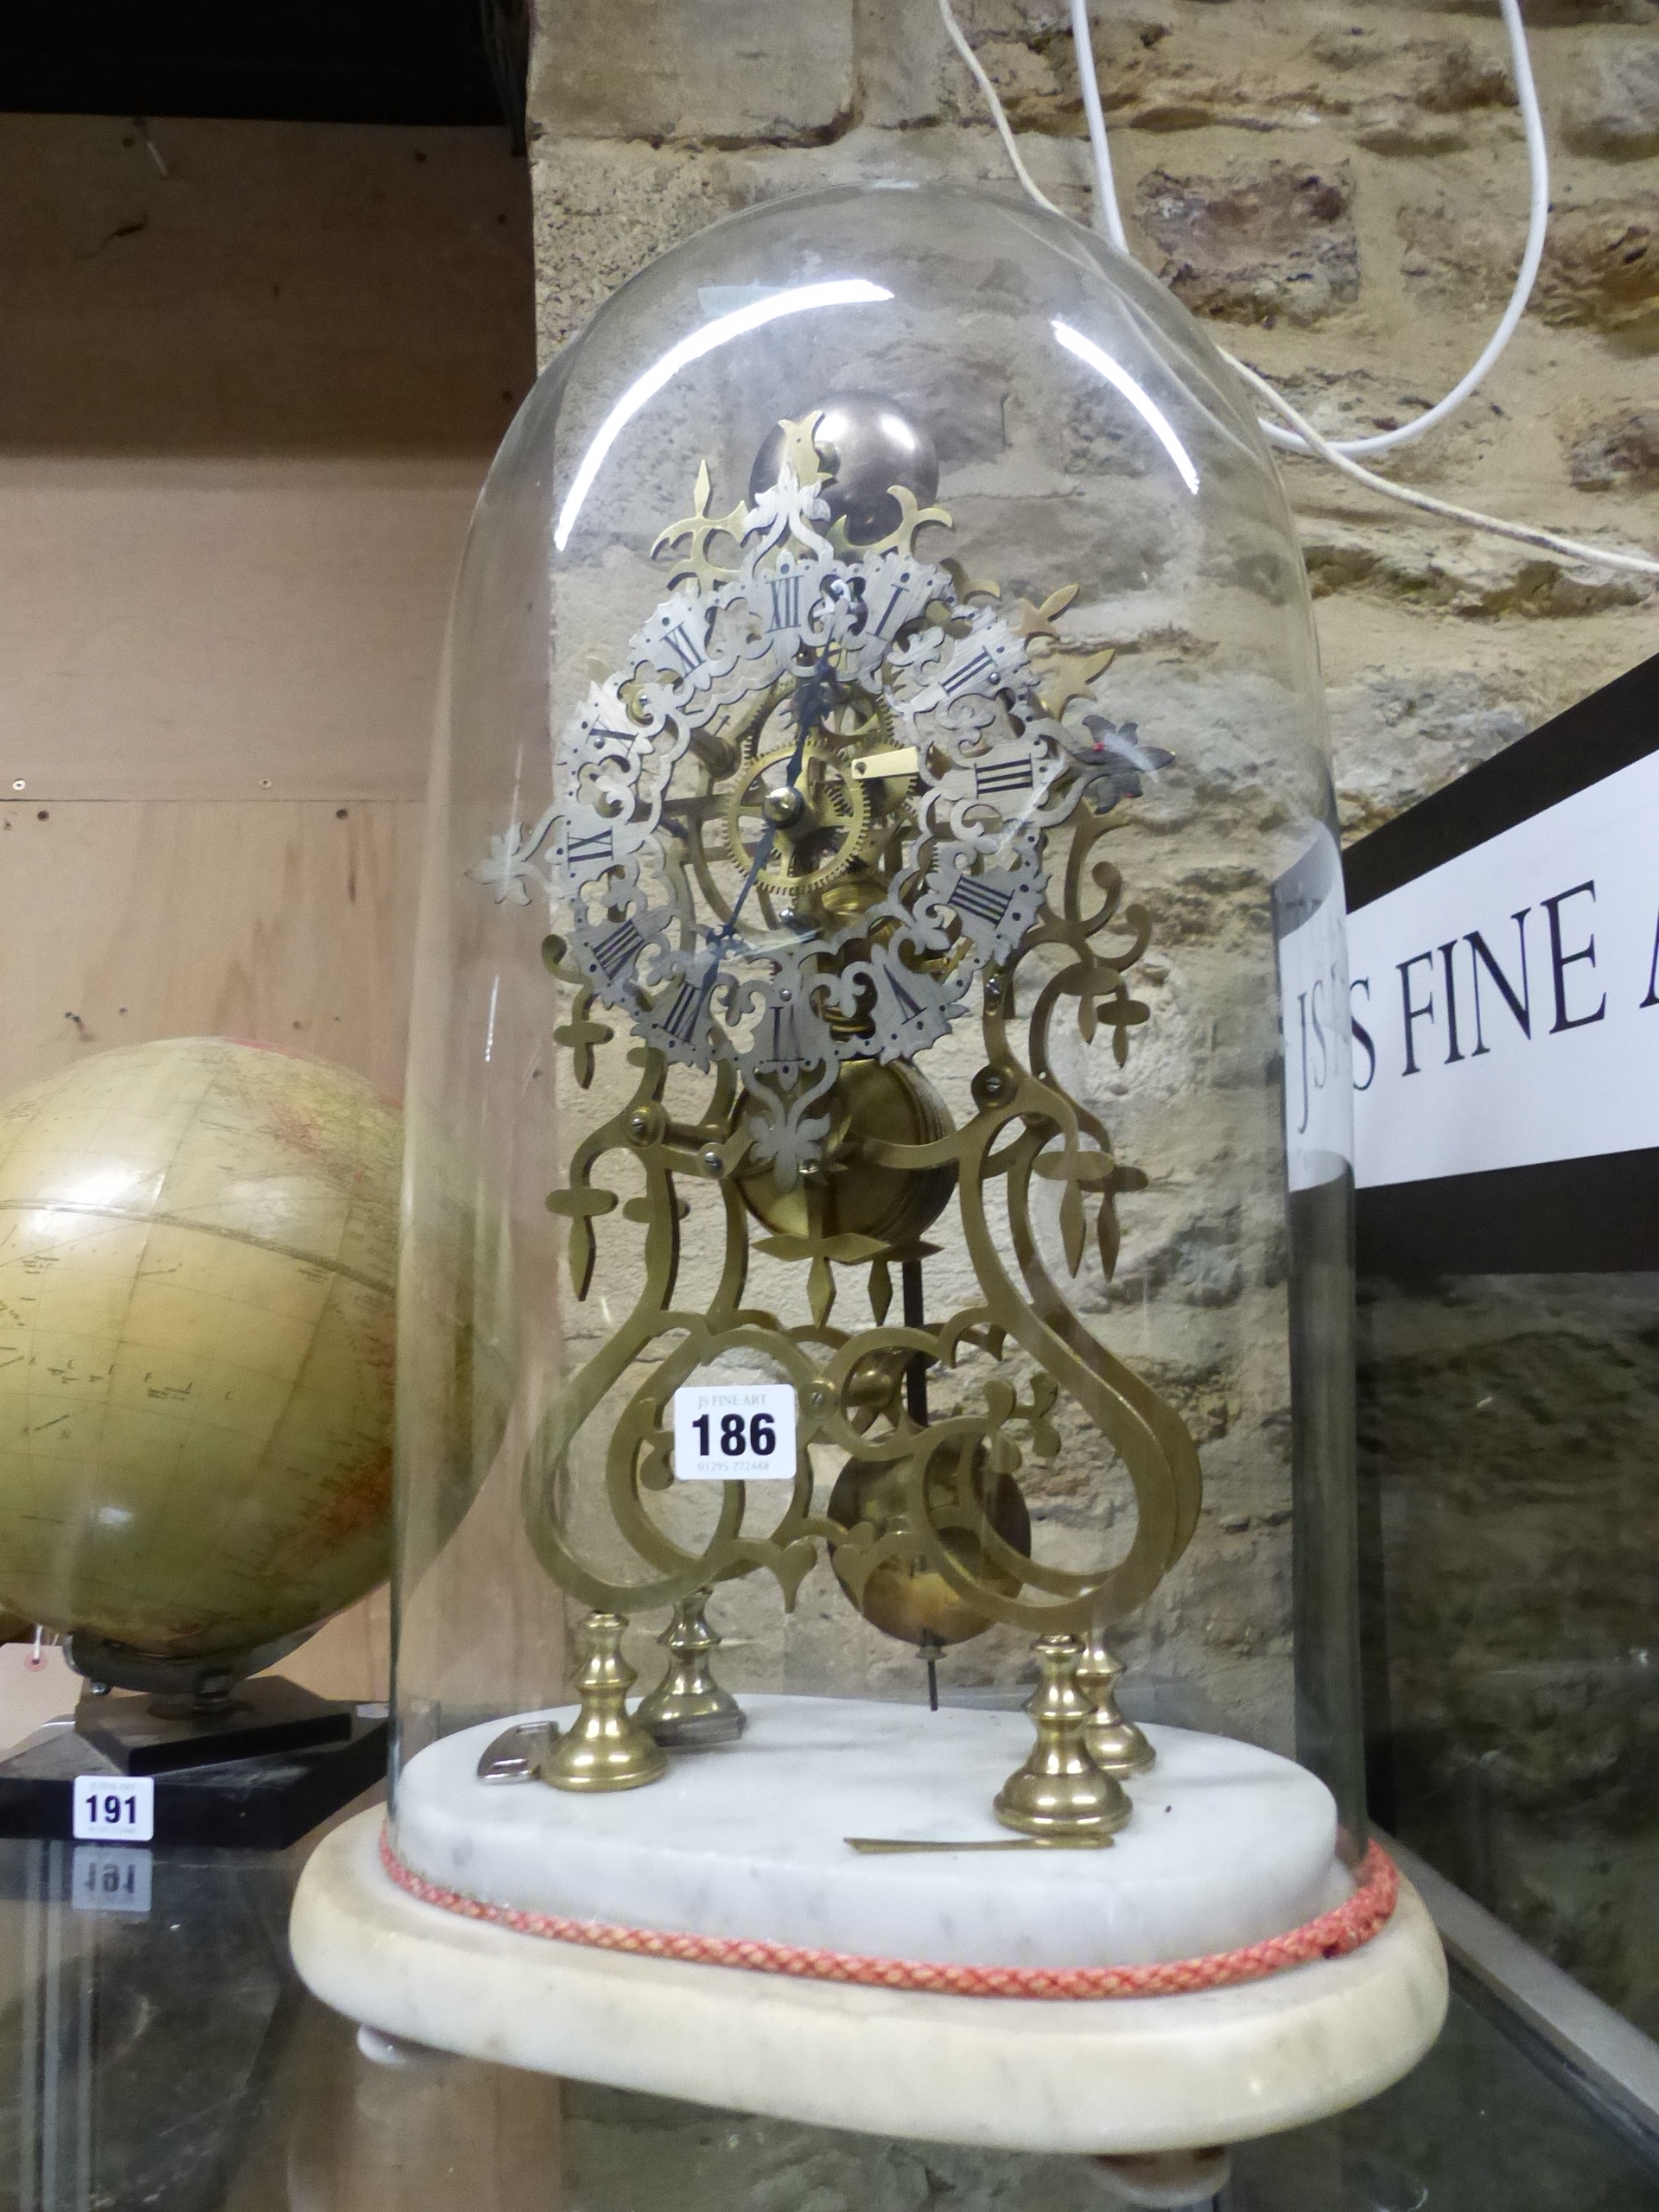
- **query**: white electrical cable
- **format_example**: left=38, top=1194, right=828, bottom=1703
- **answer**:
left=1264, top=0, right=1548, bottom=458
left=935, top=0, right=1065, bottom=223
left=1070, top=0, right=1128, bottom=256
left=936, top=0, right=1659, bottom=579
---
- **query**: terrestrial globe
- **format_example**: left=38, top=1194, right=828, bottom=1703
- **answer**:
left=0, top=1037, right=401, bottom=1692
left=296, top=181, right=1446, bottom=2158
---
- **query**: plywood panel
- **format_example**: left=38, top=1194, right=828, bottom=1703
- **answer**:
left=0, top=115, right=535, bottom=800
left=0, top=457, right=476, bottom=801
left=0, top=116, right=533, bottom=456
left=0, top=798, right=423, bottom=1103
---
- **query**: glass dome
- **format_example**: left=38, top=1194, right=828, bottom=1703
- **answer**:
left=390, top=181, right=1360, bottom=1984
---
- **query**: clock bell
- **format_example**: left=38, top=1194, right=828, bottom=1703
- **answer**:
left=292, top=181, right=1446, bottom=2174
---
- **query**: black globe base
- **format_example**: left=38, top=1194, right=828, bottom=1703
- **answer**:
left=0, top=1692, right=386, bottom=1850
left=76, top=1675, right=354, bottom=1777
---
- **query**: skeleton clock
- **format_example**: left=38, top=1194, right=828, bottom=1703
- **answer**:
left=469, top=387, right=1206, bottom=1833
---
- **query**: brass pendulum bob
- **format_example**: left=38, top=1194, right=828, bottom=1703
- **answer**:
left=635, top=1588, right=746, bottom=1749
left=994, top=1632, right=1131, bottom=1842
left=540, top=1611, right=668, bottom=1793
left=1074, top=1634, right=1156, bottom=1777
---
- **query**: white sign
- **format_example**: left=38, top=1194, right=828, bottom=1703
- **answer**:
left=72, top=1845, right=152, bottom=1915
left=73, top=1774, right=155, bottom=1843
left=672, top=1381, right=796, bottom=1481
left=1348, top=747, right=1659, bottom=1191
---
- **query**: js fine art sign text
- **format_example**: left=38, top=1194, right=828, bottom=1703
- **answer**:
left=1347, top=747, right=1659, bottom=1190
left=1341, top=652, right=1659, bottom=1274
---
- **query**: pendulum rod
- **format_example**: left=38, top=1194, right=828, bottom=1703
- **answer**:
left=902, top=1256, right=929, bottom=1424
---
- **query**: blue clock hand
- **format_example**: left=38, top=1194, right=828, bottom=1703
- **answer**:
left=695, top=655, right=838, bottom=1020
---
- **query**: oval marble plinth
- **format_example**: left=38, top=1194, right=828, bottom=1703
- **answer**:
left=394, top=1697, right=1341, bottom=1969
left=290, top=1806, right=1449, bottom=2155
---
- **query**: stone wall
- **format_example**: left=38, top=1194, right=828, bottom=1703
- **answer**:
left=523, top=1, right=1659, bottom=1745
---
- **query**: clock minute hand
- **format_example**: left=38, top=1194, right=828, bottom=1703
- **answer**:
left=785, top=648, right=842, bottom=785
left=693, top=816, right=779, bottom=1030
left=715, top=820, right=777, bottom=951
left=695, top=656, right=835, bottom=1017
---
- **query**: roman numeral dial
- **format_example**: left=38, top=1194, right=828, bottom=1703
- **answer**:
left=534, top=434, right=1147, bottom=1176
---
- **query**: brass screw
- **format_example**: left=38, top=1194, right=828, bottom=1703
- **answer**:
left=628, top=1109, right=653, bottom=1143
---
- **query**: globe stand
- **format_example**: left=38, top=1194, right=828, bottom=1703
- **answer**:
left=0, top=1696, right=389, bottom=1848
left=76, top=1675, right=355, bottom=1778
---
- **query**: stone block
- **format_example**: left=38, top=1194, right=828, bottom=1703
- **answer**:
left=1093, top=10, right=1332, bottom=137
left=868, top=0, right=1079, bottom=134
left=855, top=0, right=966, bottom=130
left=1412, top=38, right=1517, bottom=115
left=1326, top=669, right=1535, bottom=838
left=1561, top=32, right=1659, bottom=156
left=1397, top=192, right=1516, bottom=307
left=1135, top=162, right=1359, bottom=325
left=1309, top=28, right=1514, bottom=152
left=1403, top=183, right=1659, bottom=336
left=529, top=0, right=854, bottom=148
left=1302, top=518, right=1654, bottom=620
left=1535, top=196, right=1659, bottom=336
left=1567, top=407, right=1659, bottom=487
left=531, top=141, right=733, bottom=358
left=1351, top=99, right=1476, bottom=157
left=862, top=1, right=1334, bottom=141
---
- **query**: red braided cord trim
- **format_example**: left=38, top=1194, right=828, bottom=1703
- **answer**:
left=377, top=1827, right=1398, bottom=2001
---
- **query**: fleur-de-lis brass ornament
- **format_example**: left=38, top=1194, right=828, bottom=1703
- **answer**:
left=474, top=394, right=1204, bottom=1832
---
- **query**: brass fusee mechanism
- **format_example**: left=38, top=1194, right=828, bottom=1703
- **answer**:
left=480, top=394, right=1203, bottom=1830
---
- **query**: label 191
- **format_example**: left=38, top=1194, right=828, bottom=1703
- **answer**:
left=73, top=1774, right=154, bottom=1843
left=672, top=1382, right=796, bottom=1482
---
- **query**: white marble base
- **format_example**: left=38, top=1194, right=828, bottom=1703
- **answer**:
left=290, top=1806, right=1448, bottom=2154
left=396, top=1699, right=1341, bottom=1968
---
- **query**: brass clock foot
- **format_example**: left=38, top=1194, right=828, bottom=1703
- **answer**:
left=994, top=1633, right=1130, bottom=1842
left=636, top=1588, right=746, bottom=1749
left=1075, top=1635, right=1156, bottom=1776
left=539, top=1612, right=668, bottom=1792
